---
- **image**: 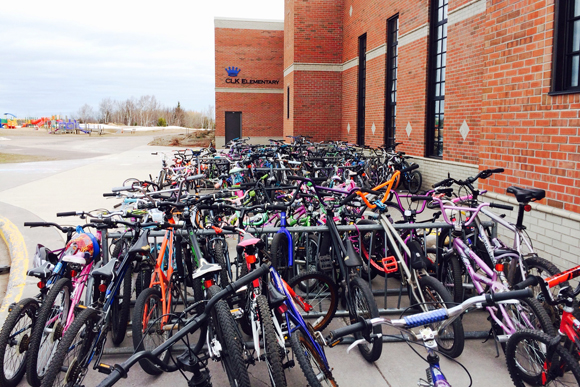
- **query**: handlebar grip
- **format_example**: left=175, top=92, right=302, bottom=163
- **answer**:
left=287, top=175, right=306, bottom=181
left=490, top=168, right=505, bottom=174
left=103, top=193, right=117, bottom=197
left=56, top=211, right=78, bottom=217
left=400, top=164, right=419, bottom=173
left=512, top=277, right=539, bottom=290
left=410, top=196, right=433, bottom=202
left=24, top=222, right=50, bottom=227
left=437, top=187, right=454, bottom=195
left=186, top=174, right=206, bottom=182
left=96, top=367, right=125, bottom=387
left=403, top=309, right=448, bottom=329
left=266, top=204, right=287, bottom=211
left=221, top=226, right=236, bottom=232
left=328, top=321, right=367, bottom=341
left=137, top=202, right=155, bottom=209
left=432, top=178, right=453, bottom=188
left=486, top=289, right=533, bottom=303
left=111, top=186, right=130, bottom=193
left=489, top=202, right=513, bottom=211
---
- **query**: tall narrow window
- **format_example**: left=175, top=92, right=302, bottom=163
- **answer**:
left=357, top=34, right=367, bottom=146
left=287, top=86, right=290, bottom=119
left=385, top=16, right=399, bottom=147
left=552, top=0, right=580, bottom=94
left=427, top=0, right=448, bottom=157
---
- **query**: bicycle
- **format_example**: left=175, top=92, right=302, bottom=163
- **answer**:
left=326, top=288, right=534, bottom=387
left=505, top=267, right=580, bottom=386
left=95, top=264, right=270, bottom=387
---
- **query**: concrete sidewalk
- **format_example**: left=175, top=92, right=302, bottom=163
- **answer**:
left=0, top=133, right=517, bottom=386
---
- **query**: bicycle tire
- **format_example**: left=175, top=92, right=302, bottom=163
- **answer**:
left=135, top=267, right=152, bottom=299
left=294, top=234, right=318, bottom=277
left=506, top=329, right=580, bottom=387
left=256, top=295, right=287, bottom=387
left=132, top=287, right=171, bottom=375
left=26, top=278, right=72, bottom=387
left=290, top=329, right=337, bottom=387
left=271, top=233, right=291, bottom=281
left=349, top=276, right=382, bottom=362
left=440, top=252, right=464, bottom=305
left=287, top=271, right=338, bottom=331
left=417, top=275, right=465, bottom=358
left=39, top=308, right=99, bottom=387
left=407, top=171, right=422, bottom=194
left=207, top=285, right=251, bottom=387
left=524, top=256, right=565, bottom=327
left=110, top=264, right=132, bottom=346
left=495, top=296, right=557, bottom=354
left=213, top=241, right=230, bottom=287
left=0, top=298, right=39, bottom=387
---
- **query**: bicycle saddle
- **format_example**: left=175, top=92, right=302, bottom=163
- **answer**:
left=27, top=261, right=52, bottom=280
left=506, top=186, right=545, bottom=203
left=191, top=258, right=222, bottom=281
left=91, top=258, right=118, bottom=279
left=128, top=230, right=150, bottom=254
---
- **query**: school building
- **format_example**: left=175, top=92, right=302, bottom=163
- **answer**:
left=215, top=0, right=580, bottom=267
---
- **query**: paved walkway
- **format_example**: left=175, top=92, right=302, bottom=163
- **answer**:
left=0, top=132, right=516, bottom=386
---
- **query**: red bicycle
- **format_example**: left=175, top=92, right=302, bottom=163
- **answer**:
left=506, top=266, right=580, bottom=386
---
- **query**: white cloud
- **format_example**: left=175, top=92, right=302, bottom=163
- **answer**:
left=0, top=0, right=284, bottom=117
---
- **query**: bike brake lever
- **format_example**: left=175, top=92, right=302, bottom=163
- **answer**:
left=346, top=339, right=368, bottom=354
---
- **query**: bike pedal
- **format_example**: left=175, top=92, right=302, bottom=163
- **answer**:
left=283, top=359, right=295, bottom=369
left=329, top=337, right=343, bottom=348
left=74, top=304, right=87, bottom=315
left=318, top=255, right=333, bottom=271
left=230, top=308, right=244, bottom=319
left=381, top=256, right=398, bottom=274
left=97, top=363, right=113, bottom=375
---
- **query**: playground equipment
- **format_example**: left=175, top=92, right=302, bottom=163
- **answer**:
left=2, top=113, right=17, bottom=128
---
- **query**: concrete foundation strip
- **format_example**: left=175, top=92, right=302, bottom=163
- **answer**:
left=0, top=216, right=29, bottom=313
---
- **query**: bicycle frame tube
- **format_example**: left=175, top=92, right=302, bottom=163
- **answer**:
left=64, top=262, right=94, bottom=331
left=151, top=229, right=175, bottom=326
left=277, top=212, right=294, bottom=267
left=479, top=207, right=535, bottom=254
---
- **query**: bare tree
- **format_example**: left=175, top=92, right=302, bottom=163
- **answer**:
left=75, top=104, right=96, bottom=123
left=98, top=98, right=114, bottom=124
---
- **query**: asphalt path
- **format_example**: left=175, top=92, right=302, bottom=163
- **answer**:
left=0, top=131, right=516, bottom=387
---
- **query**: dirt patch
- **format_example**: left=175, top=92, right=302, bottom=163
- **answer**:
left=148, top=130, right=214, bottom=147
left=0, top=153, right=56, bottom=164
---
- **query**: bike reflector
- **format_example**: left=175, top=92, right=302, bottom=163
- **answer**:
left=382, top=256, right=398, bottom=274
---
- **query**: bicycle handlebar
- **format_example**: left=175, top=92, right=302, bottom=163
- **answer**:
left=56, top=211, right=80, bottom=217
left=489, top=202, right=513, bottom=211
left=103, top=193, right=117, bottom=197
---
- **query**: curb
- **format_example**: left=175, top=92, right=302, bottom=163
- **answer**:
left=0, top=215, right=29, bottom=313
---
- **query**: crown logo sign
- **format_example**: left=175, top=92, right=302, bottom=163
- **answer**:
left=226, top=66, right=241, bottom=77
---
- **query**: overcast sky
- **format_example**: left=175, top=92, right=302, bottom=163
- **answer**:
left=0, top=0, right=284, bottom=118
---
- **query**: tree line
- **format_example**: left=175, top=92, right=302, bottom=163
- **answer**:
left=75, top=96, right=215, bottom=129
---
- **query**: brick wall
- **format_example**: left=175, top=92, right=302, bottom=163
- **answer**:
left=479, top=0, right=580, bottom=213
left=215, top=20, right=284, bottom=139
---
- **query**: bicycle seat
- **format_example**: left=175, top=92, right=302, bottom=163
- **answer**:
left=191, top=258, right=222, bottom=280
left=268, top=283, right=287, bottom=307
left=27, top=261, right=52, bottom=280
left=128, top=230, right=150, bottom=254
left=506, top=186, right=545, bottom=203
left=91, top=258, right=118, bottom=279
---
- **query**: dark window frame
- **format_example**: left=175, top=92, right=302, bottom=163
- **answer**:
left=551, top=0, right=580, bottom=95
left=357, top=33, right=367, bottom=146
left=385, top=15, right=399, bottom=147
left=426, top=0, right=448, bottom=158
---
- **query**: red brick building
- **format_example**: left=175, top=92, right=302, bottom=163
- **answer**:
left=216, top=1, right=580, bottom=266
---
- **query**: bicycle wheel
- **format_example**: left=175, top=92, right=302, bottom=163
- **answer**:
left=212, top=241, right=230, bottom=287
left=349, top=276, right=382, bottom=362
left=294, top=234, right=318, bottom=277
left=290, top=329, right=337, bottom=387
left=407, top=171, right=422, bottom=194
left=417, top=275, right=465, bottom=358
left=135, top=266, right=152, bottom=299
left=27, top=278, right=72, bottom=387
left=506, top=329, right=580, bottom=387
left=207, top=285, right=251, bottom=387
left=271, top=233, right=291, bottom=281
left=0, top=298, right=39, bottom=387
left=495, top=296, right=557, bottom=354
left=524, top=256, right=564, bottom=327
left=39, top=308, right=99, bottom=387
left=287, top=271, right=338, bottom=331
left=439, top=252, right=464, bottom=305
left=110, top=264, right=132, bottom=346
left=256, top=295, right=286, bottom=387
left=132, top=287, right=171, bottom=375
